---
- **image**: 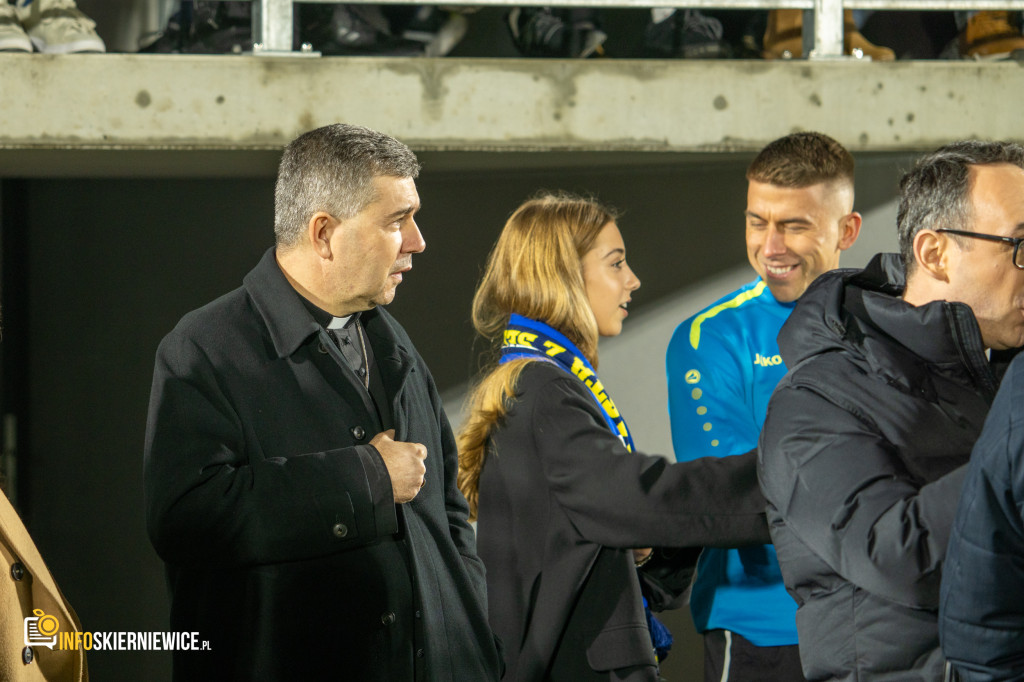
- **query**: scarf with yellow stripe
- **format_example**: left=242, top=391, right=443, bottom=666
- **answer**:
left=499, top=313, right=634, bottom=453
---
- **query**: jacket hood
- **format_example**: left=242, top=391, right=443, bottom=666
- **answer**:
left=779, top=253, right=996, bottom=399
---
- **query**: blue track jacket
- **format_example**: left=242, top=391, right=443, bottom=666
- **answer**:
left=666, top=277, right=798, bottom=646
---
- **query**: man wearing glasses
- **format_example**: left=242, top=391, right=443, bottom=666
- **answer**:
left=758, top=140, right=1024, bottom=682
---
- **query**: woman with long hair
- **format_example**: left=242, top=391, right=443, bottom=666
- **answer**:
left=458, top=193, right=770, bottom=681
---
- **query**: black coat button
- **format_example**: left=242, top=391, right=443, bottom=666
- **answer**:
left=22, top=647, right=33, bottom=664
left=332, top=523, right=348, bottom=538
left=351, top=426, right=365, bottom=440
left=11, top=562, right=25, bottom=581
left=416, top=648, right=424, bottom=658
left=415, top=610, right=421, bottom=619
left=381, top=612, right=396, bottom=625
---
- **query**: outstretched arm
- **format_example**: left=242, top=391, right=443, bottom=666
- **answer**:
left=535, top=375, right=769, bottom=551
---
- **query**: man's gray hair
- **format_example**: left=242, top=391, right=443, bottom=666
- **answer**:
left=274, top=123, right=421, bottom=247
left=898, top=140, right=1024, bottom=274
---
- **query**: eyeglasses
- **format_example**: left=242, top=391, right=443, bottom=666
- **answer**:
left=935, top=228, right=1024, bottom=270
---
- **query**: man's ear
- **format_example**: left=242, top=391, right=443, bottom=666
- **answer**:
left=838, top=212, right=863, bottom=251
left=307, top=212, right=336, bottom=259
left=912, top=229, right=950, bottom=283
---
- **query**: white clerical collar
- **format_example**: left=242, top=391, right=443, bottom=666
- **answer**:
left=328, top=315, right=353, bottom=330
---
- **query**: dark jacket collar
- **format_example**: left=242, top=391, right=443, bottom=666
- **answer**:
left=243, top=247, right=413, bottom=368
left=845, top=254, right=985, bottom=370
left=780, top=253, right=996, bottom=398
left=243, top=247, right=323, bottom=359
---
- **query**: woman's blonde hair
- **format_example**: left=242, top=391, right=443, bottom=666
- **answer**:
left=457, top=193, right=618, bottom=519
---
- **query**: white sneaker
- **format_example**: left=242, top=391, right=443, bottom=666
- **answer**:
left=0, top=4, right=31, bottom=52
left=15, top=0, right=105, bottom=53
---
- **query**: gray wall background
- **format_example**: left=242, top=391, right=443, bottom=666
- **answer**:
left=3, top=150, right=910, bottom=680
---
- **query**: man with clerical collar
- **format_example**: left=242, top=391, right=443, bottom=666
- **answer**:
left=144, top=123, right=502, bottom=681
left=302, top=301, right=386, bottom=419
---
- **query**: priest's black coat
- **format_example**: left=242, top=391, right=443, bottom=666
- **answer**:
left=144, top=248, right=501, bottom=681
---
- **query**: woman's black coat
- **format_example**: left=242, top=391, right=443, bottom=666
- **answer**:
left=476, top=361, right=769, bottom=681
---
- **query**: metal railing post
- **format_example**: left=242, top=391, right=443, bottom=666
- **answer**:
left=802, top=8, right=815, bottom=57
left=253, top=0, right=293, bottom=54
left=811, top=0, right=844, bottom=58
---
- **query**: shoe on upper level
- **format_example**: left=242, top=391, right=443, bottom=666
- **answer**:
left=763, top=9, right=894, bottom=60
left=507, top=7, right=606, bottom=58
left=0, top=4, right=31, bottom=52
left=677, top=10, right=730, bottom=59
left=960, top=11, right=1024, bottom=60
left=14, top=0, right=105, bottom=53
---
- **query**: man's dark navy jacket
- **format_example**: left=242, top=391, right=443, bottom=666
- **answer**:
left=941, top=353, right=1024, bottom=682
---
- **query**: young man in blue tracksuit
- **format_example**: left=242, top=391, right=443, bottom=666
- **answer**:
left=667, top=132, right=862, bottom=681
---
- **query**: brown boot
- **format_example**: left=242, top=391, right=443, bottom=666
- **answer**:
left=763, top=9, right=894, bottom=60
left=960, top=11, right=1024, bottom=59
left=844, top=10, right=894, bottom=60
left=762, top=9, right=802, bottom=59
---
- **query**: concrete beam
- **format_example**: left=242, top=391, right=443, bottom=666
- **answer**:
left=2, top=54, right=1021, bottom=157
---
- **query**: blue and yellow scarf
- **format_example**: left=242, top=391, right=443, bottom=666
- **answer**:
left=499, top=313, right=672, bottom=661
left=500, top=313, right=634, bottom=452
